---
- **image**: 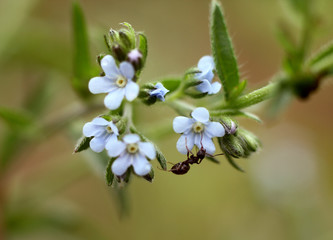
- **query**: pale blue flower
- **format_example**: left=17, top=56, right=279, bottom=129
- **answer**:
left=173, top=107, right=225, bottom=155
left=83, top=117, right=119, bottom=153
left=107, top=134, right=156, bottom=176
left=149, top=82, right=169, bottom=101
left=195, top=56, right=221, bottom=95
left=88, top=55, right=139, bottom=110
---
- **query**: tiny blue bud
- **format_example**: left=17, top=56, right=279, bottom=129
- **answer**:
left=149, top=82, right=169, bottom=102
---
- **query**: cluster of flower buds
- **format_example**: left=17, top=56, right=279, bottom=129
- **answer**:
left=218, top=127, right=261, bottom=159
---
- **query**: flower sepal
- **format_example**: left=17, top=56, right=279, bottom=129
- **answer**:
left=142, top=168, right=154, bottom=183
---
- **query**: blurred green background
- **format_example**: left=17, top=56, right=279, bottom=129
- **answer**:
left=0, top=0, right=333, bottom=239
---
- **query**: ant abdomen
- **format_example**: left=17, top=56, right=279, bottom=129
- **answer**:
left=170, top=162, right=191, bottom=175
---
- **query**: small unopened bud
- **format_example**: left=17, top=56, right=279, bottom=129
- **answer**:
left=219, top=116, right=238, bottom=135
left=127, top=49, right=143, bottom=71
left=112, top=45, right=126, bottom=62
left=218, top=128, right=260, bottom=158
left=237, top=128, right=261, bottom=153
left=218, top=134, right=247, bottom=158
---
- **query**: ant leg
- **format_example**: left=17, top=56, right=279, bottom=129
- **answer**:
left=185, top=137, right=194, bottom=156
left=206, top=153, right=224, bottom=157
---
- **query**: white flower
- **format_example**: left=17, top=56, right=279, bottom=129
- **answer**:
left=195, top=56, right=221, bottom=95
left=107, top=134, right=156, bottom=176
left=173, top=107, right=225, bottom=155
left=149, top=82, right=169, bottom=101
left=88, top=55, right=139, bottom=110
left=83, top=117, right=119, bottom=153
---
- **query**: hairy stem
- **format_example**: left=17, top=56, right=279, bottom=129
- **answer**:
left=214, top=82, right=279, bottom=110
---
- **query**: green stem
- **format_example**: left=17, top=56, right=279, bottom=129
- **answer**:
left=214, top=82, right=279, bottom=110
left=123, top=103, right=133, bottom=131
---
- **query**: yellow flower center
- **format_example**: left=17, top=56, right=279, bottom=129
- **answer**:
left=106, top=126, right=113, bottom=134
left=116, top=76, right=127, bottom=88
left=127, top=143, right=139, bottom=154
left=192, top=122, right=204, bottom=133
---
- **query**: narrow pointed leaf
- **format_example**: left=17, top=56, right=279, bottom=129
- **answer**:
left=210, top=0, right=240, bottom=100
left=0, top=107, right=33, bottom=130
left=105, top=158, right=115, bottom=186
left=73, top=136, right=92, bottom=153
left=72, top=1, right=91, bottom=99
left=308, top=41, right=333, bottom=69
left=24, top=79, right=52, bottom=116
left=138, top=33, right=148, bottom=66
left=224, top=152, right=245, bottom=172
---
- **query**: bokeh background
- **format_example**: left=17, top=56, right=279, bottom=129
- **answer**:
left=0, top=0, right=333, bottom=239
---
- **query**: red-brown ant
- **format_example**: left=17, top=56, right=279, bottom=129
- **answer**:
left=168, top=136, right=223, bottom=175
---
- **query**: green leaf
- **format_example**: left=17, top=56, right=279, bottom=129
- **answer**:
left=210, top=0, right=240, bottom=100
left=224, top=153, right=245, bottom=172
left=0, top=107, right=33, bottom=130
left=308, top=41, right=333, bottom=67
left=206, top=156, right=220, bottom=164
left=24, top=79, right=52, bottom=116
left=160, top=78, right=181, bottom=93
left=138, top=33, right=148, bottom=67
left=73, top=136, right=92, bottom=153
left=72, top=1, right=92, bottom=99
left=105, top=158, right=115, bottom=186
left=0, top=131, right=22, bottom=170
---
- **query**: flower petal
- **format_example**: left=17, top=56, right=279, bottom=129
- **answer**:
left=193, top=133, right=202, bottom=147
left=176, top=133, right=194, bottom=155
left=90, top=136, right=107, bottom=152
left=125, top=80, right=139, bottom=101
left=88, top=77, right=116, bottom=94
left=173, top=116, right=193, bottom=134
left=106, top=140, right=126, bottom=157
left=196, top=79, right=212, bottom=93
left=104, top=88, right=125, bottom=110
left=101, top=55, right=120, bottom=78
left=83, top=122, right=104, bottom=137
left=209, top=82, right=221, bottom=94
left=91, top=117, right=109, bottom=126
left=111, top=154, right=131, bottom=176
left=123, top=134, right=140, bottom=144
left=205, top=121, right=225, bottom=138
left=108, top=122, right=119, bottom=135
left=132, top=154, right=151, bottom=176
left=138, top=142, right=156, bottom=159
left=119, top=61, right=135, bottom=80
left=104, top=134, right=118, bottom=150
left=201, top=135, right=216, bottom=155
left=191, top=107, right=210, bottom=123
left=198, top=56, right=215, bottom=70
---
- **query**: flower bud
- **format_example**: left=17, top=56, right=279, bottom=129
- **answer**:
left=218, top=128, right=260, bottom=158
left=127, top=49, right=143, bottom=71
left=112, top=45, right=127, bottom=62
left=237, top=128, right=261, bottom=153
left=219, top=116, right=238, bottom=135
left=218, top=134, right=247, bottom=158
